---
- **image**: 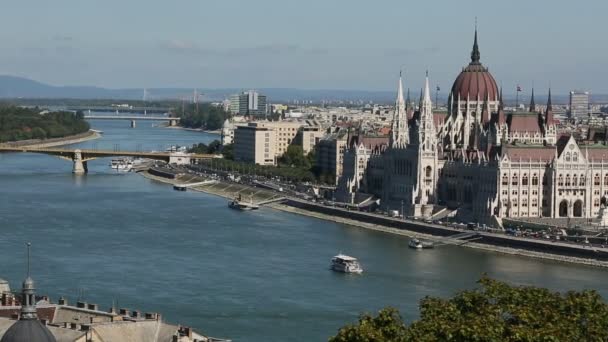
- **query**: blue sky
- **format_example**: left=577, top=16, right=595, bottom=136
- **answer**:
left=1, top=0, right=607, bottom=94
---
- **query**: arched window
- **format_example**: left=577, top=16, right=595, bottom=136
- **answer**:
left=558, top=175, right=564, bottom=186
left=425, top=166, right=432, bottom=178
left=565, top=152, right=571, bottom=162
left=604, top=174, right=608, bottom=186
left=580, top=175, right=586, bottom=186
left=522, top=199, right=528, bottom=207
left=512, top=199, right=518, bottom=207
left=595, top=173, right=601, bottom=186
left=532, top=198, right=538, bottom=207
left=522, top=174, right=529, bottom=186
left=532, top=174, right=539, bottom=186
left=573, top=175, right=578, bottom=187
left=565, top=175, right=571, bottom=186
left=502, top=174, right=508, bottom=186
left=573, top=152, right=578, bottom=162
left=512, top=174, right=518, bottom=186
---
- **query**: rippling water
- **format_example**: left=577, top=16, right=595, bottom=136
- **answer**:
left=0, top=119, right=607, bottom=341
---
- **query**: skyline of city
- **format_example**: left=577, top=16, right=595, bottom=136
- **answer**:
left=0, top=0, right=606, bottom=93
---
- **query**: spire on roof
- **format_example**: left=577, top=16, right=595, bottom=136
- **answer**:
left=545, top=88, right=555, bottom=125
left=470, top=21, right=481, bottom=64
left=423, top=70, right=431, bottom=104
left=405, top=88, right=411, bottom=110
left=499, top=87, right=504, bottom=109
left=21, top=243, right=37, bottom=320
left=529, top=88, right=536, bottom=112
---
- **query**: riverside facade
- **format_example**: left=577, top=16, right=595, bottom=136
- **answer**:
left=336, top=29, right=608, bottom=227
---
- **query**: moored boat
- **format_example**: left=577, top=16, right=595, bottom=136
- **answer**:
left=408, top=238, right=434, bottom=249
left=228, top=194, right=259, bottom=211
left=110, top=158, right=133, bottom=172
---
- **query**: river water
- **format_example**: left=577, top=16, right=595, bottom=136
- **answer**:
left=0, top=119, right=607, bottom=341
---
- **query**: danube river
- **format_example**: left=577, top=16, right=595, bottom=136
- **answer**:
left=1, top=119, right=608, bottom=341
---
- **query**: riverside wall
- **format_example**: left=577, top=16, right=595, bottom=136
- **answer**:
left=284, top=199, right=608, bottom=263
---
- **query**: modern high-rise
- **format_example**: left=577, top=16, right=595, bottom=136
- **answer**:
left=569, top=91, right=590, bottom=118
left=229, top=91, right=267, bottom=116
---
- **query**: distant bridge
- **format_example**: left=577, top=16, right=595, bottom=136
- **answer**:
left=0, top=147, right=213, bottom=173
left=69, top=106, right=172, bottom=114
left=84, top=115, right=180, bottom=127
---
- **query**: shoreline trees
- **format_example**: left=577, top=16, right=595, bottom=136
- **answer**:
left=0, top=105, right=90, bottom=143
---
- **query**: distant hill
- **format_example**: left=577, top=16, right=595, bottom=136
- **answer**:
left=0, top=75, right=604, bottom=104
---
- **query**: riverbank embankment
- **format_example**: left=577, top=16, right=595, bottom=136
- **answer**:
left=164, top=126, right=221, bottom=135
left=138, top=170, right=608, bottom=268
left=0, top=130, right=101, bottom=149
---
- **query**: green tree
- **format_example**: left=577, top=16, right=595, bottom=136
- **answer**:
left=222, top=143, right=234, bottom=160
left=330, top=276, right=608, bottom=342
left=278, top=145, right=310, bottom=169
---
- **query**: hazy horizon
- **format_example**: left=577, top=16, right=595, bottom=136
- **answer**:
left=1, top=0, right=607, bottom=95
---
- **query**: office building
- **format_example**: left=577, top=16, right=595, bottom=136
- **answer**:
left=569, top=91, right=590, bottom=118
left=233, top=121, right=303, bottom=165
left=229, top=91, right=268, bottom=116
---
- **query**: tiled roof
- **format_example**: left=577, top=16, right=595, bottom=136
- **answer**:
left=508, top=113, right=542, bottom=133
left=503, top=145, right=555, bottom=162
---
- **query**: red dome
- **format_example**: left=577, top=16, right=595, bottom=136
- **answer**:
left=450, top=29, right=499, bottom=101
left=451, top=64, right=499, bottom=101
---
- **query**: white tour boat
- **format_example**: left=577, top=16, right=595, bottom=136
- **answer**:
left=110, top=158, right=133, bottom=172
left=408, top=238, right=434, bottom=249
left=331, top=254, right=363, bottom=274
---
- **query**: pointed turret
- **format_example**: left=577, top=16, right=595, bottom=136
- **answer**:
left=390, top=71, right=408, bottom=147
left=499, top=87, right=504, bottom=109
left=418, top=71, right=437, bottom=150
left=545, top=88, right=555, bottom=125
left=529, top=88, right=536, bottom=112
left=470, top=25, right=481, bottom=64
left=481, top=93, right=490, bottom=124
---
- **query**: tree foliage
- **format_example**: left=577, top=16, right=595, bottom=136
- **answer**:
left=278, top=145, right=314, bottom=169
left=0, top=105, right=89, bottom=143
left=188, top=140, right=222, bottom=154
left=178, top=103, right=230, bottom=131
left=330, top=276, right=608, bottom=342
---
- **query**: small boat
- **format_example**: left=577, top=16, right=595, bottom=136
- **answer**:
left=173, top=185, right=187, bottom=191
left=228, top=194, right=259, bottom=211
left=165, top=145, right=188, bottom=153
left=110, top=158, right=133, bottom=172
left=330, top=254, right=363, bottom=274
left=408, top=238, right=434, bottom=249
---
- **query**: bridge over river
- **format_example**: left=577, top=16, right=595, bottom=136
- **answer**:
left=0, top=146, right=213, bottom=173
left=84, top=115, right=180, bottom=127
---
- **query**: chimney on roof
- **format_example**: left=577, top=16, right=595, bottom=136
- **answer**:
left=131, top=310, right=141, bottom=319
left=58, top=297, right=67, bottom=305
left=87, top=303, right=98, bottom=311
left=76, top=301, right=87, bottom=309
left=119, top=308, right=129, bottom=316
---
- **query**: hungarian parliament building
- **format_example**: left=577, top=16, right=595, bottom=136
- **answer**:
left=336, top=29, right=608, bottom=227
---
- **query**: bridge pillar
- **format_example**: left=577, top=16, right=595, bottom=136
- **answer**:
left=72, top=150, right=86, bottom=174
left=130, top=120, right=136, bottom=128
left=169, top=119, right=177, bottom=127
